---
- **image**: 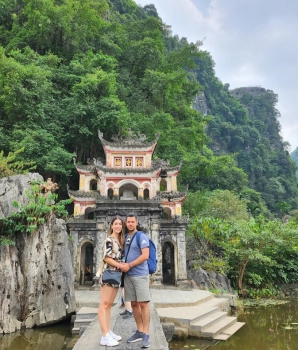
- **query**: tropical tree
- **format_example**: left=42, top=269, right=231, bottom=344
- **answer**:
left=190, top=216, right=298, bottom=294
left=0, top=148, right=35, bottom=178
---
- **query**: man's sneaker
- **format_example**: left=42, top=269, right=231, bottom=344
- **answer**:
left=109, top=330, right=122, bottom=341
left=123, top=311, right=133, bottom=319
left=120, top=309, right=133, bottom=316
left=100, top=334, right=119, bottom=347
left=141, top=334, right=150, bottom=348
left=127, top=330, right=143, bottom=343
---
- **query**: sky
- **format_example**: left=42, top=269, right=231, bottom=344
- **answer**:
left=136, top=0, right=298, bottom=152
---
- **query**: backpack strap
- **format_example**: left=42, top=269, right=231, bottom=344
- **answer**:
left=124, top=232, right=137, bottom=262
left=136, top=231, right=141, bottom=250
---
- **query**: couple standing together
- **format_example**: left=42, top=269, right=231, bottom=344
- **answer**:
left=98, top=213, right=151, bottom=348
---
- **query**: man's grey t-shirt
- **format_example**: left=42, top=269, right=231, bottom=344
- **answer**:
left=124, top=231, right=149, bottom=276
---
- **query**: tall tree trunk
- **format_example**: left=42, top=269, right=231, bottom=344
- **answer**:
left=238, top=259, right=249, bottom=291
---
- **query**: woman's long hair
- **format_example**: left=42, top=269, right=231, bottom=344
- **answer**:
left=108, top=216, right=125, bottom=249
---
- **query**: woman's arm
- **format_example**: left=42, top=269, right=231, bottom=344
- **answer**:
left=103, top=256, right=122, bottom=269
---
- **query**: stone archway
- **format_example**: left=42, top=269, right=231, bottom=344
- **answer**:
left=84, top=207, right=95, bottom=219
left=144, top=188, right=150, bottom=199
left=119, top=183, right=138, bottom=200
left=90, top=179, right=97, bottom=190
left=79, top=241, right=94, bottom=285
left=107, top=188, right=114, bottom=199
left=162, top=241, right=176, bottom=285
left=160, top=179, right=167, bottom=191
left=162, top=207, right=172, bottom=220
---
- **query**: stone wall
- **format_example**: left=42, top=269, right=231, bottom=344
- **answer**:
left=0, top=174, right=76, bottom=334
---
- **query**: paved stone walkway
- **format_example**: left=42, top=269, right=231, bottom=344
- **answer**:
left=72, top=288, right=219, bottom=350
left=73, top=288, right=171, bottom=350
left=74, top=288, right=214, bottom=309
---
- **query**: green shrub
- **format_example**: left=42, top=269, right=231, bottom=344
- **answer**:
left=1, top=181, right=72, bottom=245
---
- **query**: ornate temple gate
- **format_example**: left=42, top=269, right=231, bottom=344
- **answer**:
left=67, top=130, right=189, bottom=288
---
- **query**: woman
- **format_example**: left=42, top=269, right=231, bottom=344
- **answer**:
left=98, top=216, right=125, bottom=347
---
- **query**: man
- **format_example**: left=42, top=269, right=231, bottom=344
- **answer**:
left=121, top=213, right=150, bottom=348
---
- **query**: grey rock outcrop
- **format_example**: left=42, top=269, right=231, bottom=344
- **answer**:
left=162, top=322, right=175, bottom=342
left=0, top=173, right=43, bottom=219
left=192, top=91, right=208, bottom=116
left=0, top=174, right=76, bottom=334
left=188, top=267, right=233, bottom=294
left=186, top=236, right=235, bottom=295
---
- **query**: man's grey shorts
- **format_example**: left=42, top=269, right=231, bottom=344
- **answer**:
left=124, top=274, right=151, bottom=302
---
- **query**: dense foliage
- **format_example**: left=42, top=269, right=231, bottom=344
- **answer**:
left=194, top=55, right=298, bottom=212
left=0, top=147, right=35, bottom=178
left=1, top=0, right=298, bottom=294
left=0, top=0, right=296, bottom=213
left=188, top=191, right=298, bottom=297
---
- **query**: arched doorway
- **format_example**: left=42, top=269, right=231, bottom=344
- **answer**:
left=90, top=179, right=97, bottom=190
left=107, top=188, right=114, bottom=199
left=162, top=207, right=172, bottom=220
left=84, top=207, right=95, bottom=220
left=162, top=241, right=175, bottom=285
left=119, top=183, right=138, bottom=200
left=80, top=241, right=94, bottom=285
left=160, top=179, right=167, bottom=191
left=144, top=188, right=150, bottom=199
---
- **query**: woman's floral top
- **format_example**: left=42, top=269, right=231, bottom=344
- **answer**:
left=100, top=236, right=122, bottom=288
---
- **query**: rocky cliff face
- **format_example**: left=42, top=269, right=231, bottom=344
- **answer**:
left=0, top=173, right=43, bottom=219
left=192, top=91, right=208, bottom=116
left=0, top=174, right=76, bottom=334
left=186, top=236, right=234, bottom=294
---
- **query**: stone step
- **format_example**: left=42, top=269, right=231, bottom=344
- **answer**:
left=157, top=305, right=219, bottom=327
left=84, top=281, right=93, bottom=285
left=72, top=319, right=94, bottom=335
left=75, top=307, right=98, bottom=319
left=72, top=327, right=80, bottom=335
left=76, top=301, right=99, bottom=308
left=72, top=307, right=98, bottom=335
left=202, top=297, right=230, bottom=311
left=201, top=316, right=237, bottom=339
left=74, top=318, right=95, bottom=326
left=213, top=321, right=245, bottom=340
left=151, top=289, right=214, bottom=308
left=190, top=311, right=228, bottom=333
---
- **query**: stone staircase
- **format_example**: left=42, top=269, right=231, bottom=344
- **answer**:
left=156, top=294, right=245, bottom=341
left=72, top=307, right=98, bottom=335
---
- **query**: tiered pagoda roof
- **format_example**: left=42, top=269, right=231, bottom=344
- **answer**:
left=73, top=157, right=181, bottom=175
left=98, top=130, right=160, bottom=150
left=153, top=191, right=187, bottom=202
left=68, top=187, right=106, bottom=201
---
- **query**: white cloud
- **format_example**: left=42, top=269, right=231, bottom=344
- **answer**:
left=136, top=0, right=298, bottom=151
